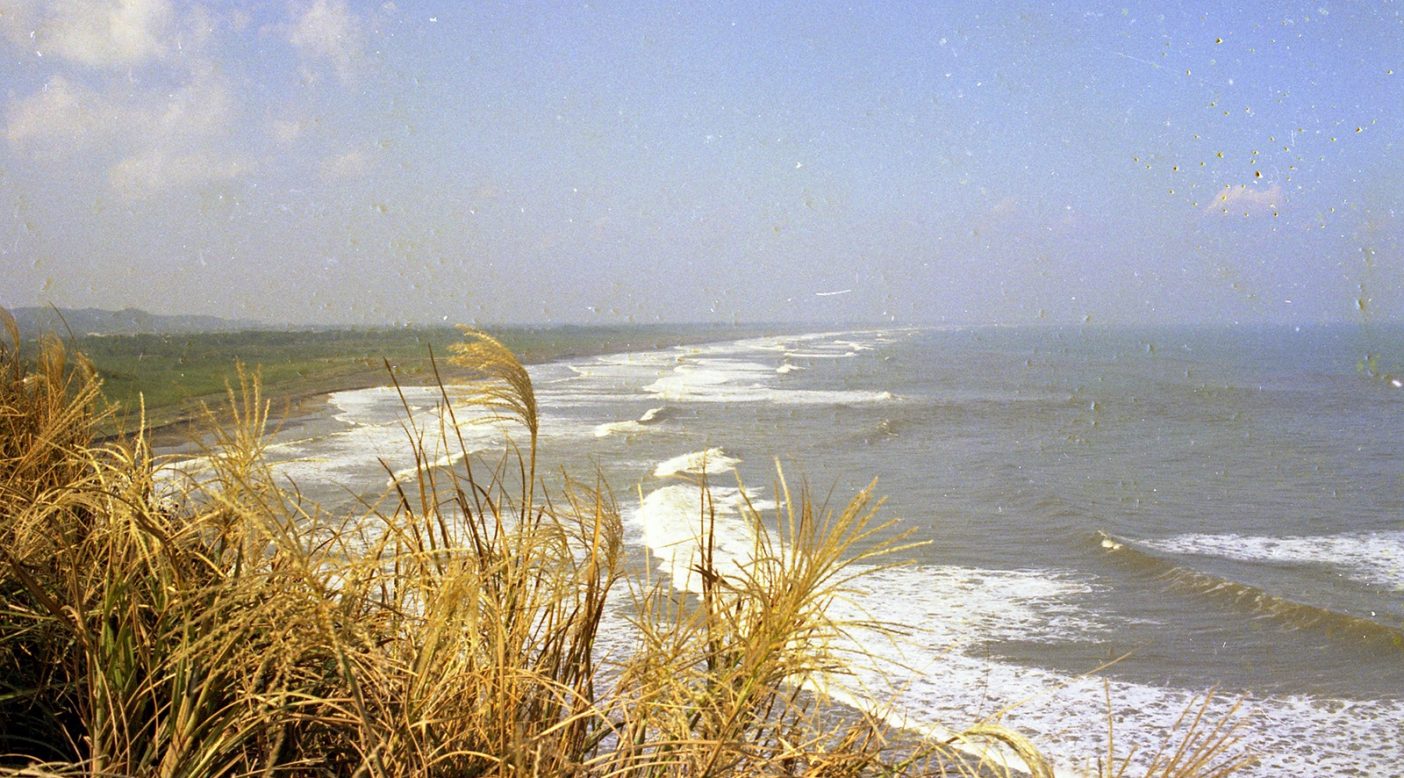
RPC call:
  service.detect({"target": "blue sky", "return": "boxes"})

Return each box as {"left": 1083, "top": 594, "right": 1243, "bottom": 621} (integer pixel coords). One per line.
{"left": 1, "top": 1, "right": 1400, "bottom": 325}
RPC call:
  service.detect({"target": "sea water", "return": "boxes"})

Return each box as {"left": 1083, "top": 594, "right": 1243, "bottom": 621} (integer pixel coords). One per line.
{"left": 167, "top": 325, "right": 1404, "bottom": 776}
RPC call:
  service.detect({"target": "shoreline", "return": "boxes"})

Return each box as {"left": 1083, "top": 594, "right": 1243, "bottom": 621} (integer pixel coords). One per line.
{"left": 124, "top": 325, "right": 793, "bottom": 450}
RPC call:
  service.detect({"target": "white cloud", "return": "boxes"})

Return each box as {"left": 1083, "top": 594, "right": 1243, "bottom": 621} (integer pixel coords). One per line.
{"left": 156, "top": 67, "right": 235, "bottom": 136}
{"left": 108, "top": 69, "right": 250, "bottom": 194}
{"left": 6, "top": 65, "right": 251, "bottom": 195}
{"left": 288, "top": 0, "right": 364, "bottom": 82}
{"left": 2, "top": 1, "right": 373, "bottom": 198}
{"left": 5, "top": 74, "right": 123, "bottom": 151}
{"left": 109, "top": 148, "right": 249, "bottom": 195}
{"left": 1, "top": 0, "right": 174, "bottom": 67}
{"left": 1204, "top": 183, "right": 1283, "bottom": 216}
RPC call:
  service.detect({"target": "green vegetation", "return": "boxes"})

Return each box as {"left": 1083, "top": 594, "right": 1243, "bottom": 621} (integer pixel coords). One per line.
{"left": 0, "top": 310, "right": 1253, "bottom": 776}
{"left": 25, "top": 324, "right": 771, "bottom": 435}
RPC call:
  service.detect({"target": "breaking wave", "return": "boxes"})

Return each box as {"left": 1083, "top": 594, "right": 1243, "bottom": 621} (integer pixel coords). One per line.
{"left": 1095, "top": 532, "right": 1404, "bottom": 650}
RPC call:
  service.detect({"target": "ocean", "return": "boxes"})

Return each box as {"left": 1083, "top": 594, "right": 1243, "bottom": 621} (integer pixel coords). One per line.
{"left": 167, "top": 325, "right": 1404, "bottom": 776}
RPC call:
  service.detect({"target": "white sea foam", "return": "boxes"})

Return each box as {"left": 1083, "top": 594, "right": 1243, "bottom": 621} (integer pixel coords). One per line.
{"left": 266, "top": 423, "right": 439, "bottom": 487}
{"left": 536, "top": 329, "right": 905, "bottom": 409}
{"left": 622, "top": 331, "right": 902, "bottom": 406}
{"left": 165, "top": 341, "right": 694, "bottom": 495}
{"left": 594, "top": 420, "right": 646, "bottom": 437}
{"left": 647, "top": 383, "right": 895, "bottom": 405}
{"left": 330, "top": 383, "right": 465, "bottom": 421}
{"left": 328, "top": 386, "right": 401, "bottom": 424}
{"left": 628, "top": 484, "right": 765, "bottom": 593}
{"left": 763, "top": 582, "right": 1404, "bottom": 778}
{"left": 783, "top": 349, "right": 858, "bottom": 359}
{"left": 594, "top": 350, "right": 686, "bottom": 368}
{"left": 246, "top": 384, "right": 546, "bottom": 489}
{"left": 540, "top": 352, "right": 700, "bottom": 408}
{"left": 1142, "top": 530, "right": 1404, "bottom": 591}
{"left": 643, "top": 360, "right": 893, "bottom": 405}
{"left": 821, "top": 562, "right": 1404, "bottom": 777}
{"left": 557, "top": 352, "right": 678, "bottom": 384}
{"left": 593, "top": 406, "right": 671, "bottom": 437}
{"left": 837, "top": 564, "right": 1103, "bottom": 650}
{"left": 782, "top": 389, "right": 894, "bottom": 404}
{"left": 652, "top": 448, "right": 740, "bottom": 478}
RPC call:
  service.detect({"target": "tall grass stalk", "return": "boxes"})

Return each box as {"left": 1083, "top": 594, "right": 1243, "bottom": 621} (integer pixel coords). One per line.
{"left": 0, "top": 313, "right": 1252, "bottom": 776}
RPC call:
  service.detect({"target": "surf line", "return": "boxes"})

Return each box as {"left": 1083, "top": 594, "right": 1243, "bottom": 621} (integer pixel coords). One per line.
{"left": 1095, "top": 531, "right": 1404, "bottom": 649}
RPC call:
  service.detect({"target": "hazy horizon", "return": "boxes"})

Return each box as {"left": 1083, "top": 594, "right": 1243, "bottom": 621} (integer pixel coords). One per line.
{"left": 16, "top": 303, "right": 1404, "bottom": 335}
{"left": 2, "top": 2, "right": 1401, "bottom": 328}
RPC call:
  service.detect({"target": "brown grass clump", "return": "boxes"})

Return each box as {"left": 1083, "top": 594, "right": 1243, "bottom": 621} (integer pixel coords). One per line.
{"left": 0, "top": 312, "right": 1253, "bottom": 776}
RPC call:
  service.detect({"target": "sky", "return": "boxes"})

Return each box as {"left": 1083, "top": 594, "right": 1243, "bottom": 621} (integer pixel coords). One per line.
{"left": 0, "top": 0, "right": 1401, "bottom": 326}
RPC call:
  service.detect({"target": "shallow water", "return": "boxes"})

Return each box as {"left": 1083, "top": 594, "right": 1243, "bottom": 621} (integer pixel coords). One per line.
{"left": 164, "top": 325, "right": 1404, "bottom": 776}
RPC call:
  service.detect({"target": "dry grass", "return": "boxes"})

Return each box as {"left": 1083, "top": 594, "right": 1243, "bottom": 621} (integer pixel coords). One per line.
{"left": 0, "top": 312, "right": 1253, "bottom": 777}
{"left": 1100, "top": 684, "right": 1257, "bottom": 778}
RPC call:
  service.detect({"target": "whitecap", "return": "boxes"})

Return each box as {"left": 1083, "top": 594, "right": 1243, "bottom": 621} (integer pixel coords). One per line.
{"left": 783, "top": 350, "right": 858, "bottom": 359}
{"left": 653, "top": 448, "right": 740, "bottom": 478}
{"left": 593, "top": 406, "right": 671, "bottom": 438}
{"left": 638, "top": 406, "right": 668, "bottom": 423}
{"left": 594, "top": 420, "right": 639, "bottom": 437}
{"left": 1142, "top": 531, "right": 1404, "bottom": 591}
